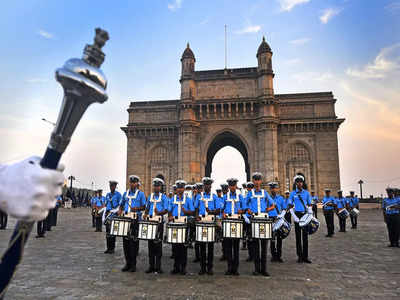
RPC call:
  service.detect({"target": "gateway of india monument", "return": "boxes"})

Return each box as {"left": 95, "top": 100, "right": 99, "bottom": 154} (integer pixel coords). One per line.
{"left": 121, "top": 37, "right": 345, "bottom": 196}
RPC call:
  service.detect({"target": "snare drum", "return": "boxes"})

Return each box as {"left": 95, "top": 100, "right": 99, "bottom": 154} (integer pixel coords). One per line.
{"left": 222, "top": 218, "right": 244, "bottom": 239}
{"left": 138, "top": 220, "right": 160, "bottom": 241}
{"left": 109, "top": 217, "right": 132, "bottom": 237}
{"left": 272, "top": 218, "right": 291, "bottom": 239}
{"left": 251, "top": 218, "right": 273, "bottom": 239}
{"left": 299, "top": 213, "right": 320, "bottom": 235}
{"left": 195, "top": 222, "right": 216, "bottom": 242}
{"left": 338, "top": 208, "right": 349, "bottom": 219}
{"left": 350, "top": 208, "right": 359, "bottom": 217}
{"left": 166, "top": 222, "right": 187, "bottom": 244}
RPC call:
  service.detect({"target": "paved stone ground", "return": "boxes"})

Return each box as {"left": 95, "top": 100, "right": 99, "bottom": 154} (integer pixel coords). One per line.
{"left": 1, "top": 208, "right": 399, "bottom": 300}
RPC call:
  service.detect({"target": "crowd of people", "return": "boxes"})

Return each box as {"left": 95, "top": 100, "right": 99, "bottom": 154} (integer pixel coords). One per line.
{"left": 88, "top": 172, "right": 400, "bottom": 277}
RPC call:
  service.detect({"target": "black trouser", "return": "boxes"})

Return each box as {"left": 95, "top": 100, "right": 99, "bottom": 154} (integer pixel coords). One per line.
{"left": 221, "top": 239, "right": 228, "bottom": 258}
{"left": 294, "top": 212, "right": 308, "bottom": 260}
{"left": 224, "top": 238, "right": 240, "bottom": 273}
{"left": 148, "top": 225, "right": 163, "bottom": 271}
{"left": 105, "top": 223, "right": 116, "bottom": 251}
{"left": 95, "top": 216, "right": 102, "bottom": 232}
{"left": 252, "top": 239, "right": 268, "bottom": 273}
{"left": 46, "top": 209, "right": 53, "bottom": 231}
{"left": 244, "top": 223, "right": 253, "bottom": 259}
{"left": 312, "top": 204, "right": 318, "bottom": 218}
{"left": 199, "top": 242, "right": 214, "bottom": 272}
{"left": 284, "top": 211, "right": 291, "bottom": 224}
{"left": 338, "top": 215, "right": 347, "bottom": 232}
{"left": 350, "top": 214, "right": 358, "bottom": 228}
{"left": 172, "top": 244, "right": 187, "bottom": 272}
{"left": 386, "top": 214, "right": 400, "bottom": 246}
{"left": 324, "top": 210, "right": 335, "bottom": 235}
{"left": 37, "top": 219, "right": 47, "bottom": 236}
{"left": 52, "top": 207, "right": 58, "bottom": 226}
{"left": 92, "top": 214, "right": 96, "bottom": 227}
{"left": 0, "top": 210, "right": 7, "bottom": 229}
{"left": 270, "top": 235, "right": 282, "bottom": 259}
{"left": 123, "top": 238, "right": 139, "bottom": 268}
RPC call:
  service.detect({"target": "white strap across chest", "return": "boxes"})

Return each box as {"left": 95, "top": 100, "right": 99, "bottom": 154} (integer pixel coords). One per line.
{"left": 227, "top": 191, "right": 240, "bottom": 215}
{"left": 173, "top": 194, "right": 187, "bottom": 218}
{"left": 252, "top": 189, "right": 265, "bottom": 214}
{"left": 200, "top": 192, "right": 214, "bottom": 216}
{"left": 126, "top": 189, "right": 139, "bottom": 213}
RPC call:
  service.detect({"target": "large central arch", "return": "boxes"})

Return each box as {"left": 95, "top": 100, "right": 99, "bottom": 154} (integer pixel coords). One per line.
{"left": 204, "top": 131, "right": 250, "bottom": 181}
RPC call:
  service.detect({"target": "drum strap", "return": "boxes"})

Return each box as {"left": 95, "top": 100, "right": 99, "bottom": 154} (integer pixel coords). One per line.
{"left": 125, "top": 189, "right": 139, "bottom": 213}
{"left": 297, "top": 191, "right": 307, "bottom": 213}
{"left": 227, "top": 191, "right": 240, "bottom": 215}
{"left": 252, "top": 189, "right": 265, "bottom": 214}
{"left": 173, "top": 194, "right": 186, "bottom": 218}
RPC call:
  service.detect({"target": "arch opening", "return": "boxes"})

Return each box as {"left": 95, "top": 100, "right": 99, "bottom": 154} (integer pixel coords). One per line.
{"left": 205, "top": 131, "right": 250, "bottom": 182}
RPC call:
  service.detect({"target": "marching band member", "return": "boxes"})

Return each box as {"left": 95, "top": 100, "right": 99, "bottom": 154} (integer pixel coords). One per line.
{"left": 288, "top": 174, "right": 313, "bottom": 263}
{"left": 284, "top": 190, "right": 291, "bottom": 224}
{"left": 169, "top": 184, "right": 177, "bottom": 259}
{"left": 36, "top": 212, "right": 47, "bottom": 238}
{"left": 382, "top": 187, "right": 400, "bottom": 247}
{"left": 0, "top": 209, "right": 7, "bottom": 230}
{"left": 311, "top": 191, "right": 319, "bottom": 218}
{"left": 94, "top": 189, "right": 105, "bottom": 232}
{"left": 246, "top": 173, "right": 274, "bottom": 276}
{"left": 192, "top": 183, "right": 203, "bottom": 262}
{"left": 219, "top": 183, "right": 229, "bottom": 261}
{"left": 269, "top": 182, "right": 286, "bottom": 263}
{"left": 90, "top": 191, "right": 97, "bottom": 228}
{"left": 119, "top": 175, "right": 146, "bottom": 272}
{"left": 52, "top": 195, "right": 62, "bottom": 226}
{"left": 168, "top": 180, "right": 194, "bottom": 275}
{"left": 194, "top": 177, "right": 220, "bottom": 275}
{"left": 222, "top": 178, "right": 246, "bottom": 276}
{"left": 143, "top": 178, "right": 169, "bottom": 274}
{"left": 336, "top": 190, "right": 349, "bottom": 232}
{"left": 104, "top": 180, "right": 122, "bottom": 254}
{"left": 349, "top": 191, "right": 359, "bottom": 229}
{"left": 244, "top": 182, "right": 255, "bottom": 261}
{"left": 322, "top": 189, "right": 336, "bottom": 237}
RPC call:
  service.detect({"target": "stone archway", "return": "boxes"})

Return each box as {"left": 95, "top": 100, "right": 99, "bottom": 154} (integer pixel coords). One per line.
{"left": 204, "top": 131, "right": 250, "bottom": 181}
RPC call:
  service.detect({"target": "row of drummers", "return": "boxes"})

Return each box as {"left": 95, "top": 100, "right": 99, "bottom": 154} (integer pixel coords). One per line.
{"left": 91, "top": 173, "right": 319, "bottom": 276}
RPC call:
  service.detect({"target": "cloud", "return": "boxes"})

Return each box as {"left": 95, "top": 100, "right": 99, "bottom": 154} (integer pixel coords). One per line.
{"left": 385, "top": 1, "right": 400, "bottom": 13}
{"left": 346, "top": 43, "right": 400, "bottom": 79}
{"left": 25, "top": 78, "right": 49, "bottom": 84}
{"left": 284, "top": 58, "right": 301, "bottom": 65}
{"left": 320, "top": 8, "right": 342, "bottom": 24}
{"left": 292, "top": 71, "right": 333, "bottom": 82}
{"left": 37, "top": 29, "right": 54, "bottom": 39}
{"left": 167, "top": 0, "right": 183, "bottom": 11}
{"left": 234, "top": 25, "right": 261, "bottom": 34}
{"left": 200, "top": 18, "right": 209, "bottom": 25}
{"left": 289, "top": 37, "right": 311, "bottom": 45}
{"left": 278, "top": 0, "right": 310, "bottom": 12}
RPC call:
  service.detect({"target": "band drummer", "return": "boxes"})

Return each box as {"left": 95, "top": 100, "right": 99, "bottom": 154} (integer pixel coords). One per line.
{"left": 143, "top": 178, "right": 169, "bottom": 274}
{"left": 269, "top": 182, "right": 287, "bottom": 263}
{"left": 119, "top": 175, "right": 146, "bottom": 272}
{"left": 90, "top": 191, "right": 98, "bottom": 228}
{"left": 322, "top": 189, "right": 336, "bottom": 237}
{"left": 94, "top": 189, "right": 105, "bottom": 232}
{"left": 311, "top": 191, "right": 319, "bottom": 218}
{"left": 219, "top": 183, "right": 229, "bottom": 262}
{"left": 382, "top": 187, "right": 400, "bottom": 247}
{"left": 349, "top": 191, "right": 359, "bottom": 229}
{"left": 288, "top": 174, "right": 313, "bottom": 264}
{"left": 244, "top": 181, "right": 255, "bottom": 262}
{"left": 221, "top": 178, "right": 246, "bottom": 276}
{"left": 168, "top": 180, "right": 194, "bottom": 275}
{"left": 104, "top": 180, "right": 122, "bottom": 254}
{"left": 284, "top": 190, "right": 291, "bottom": 224}
{"left": 245, "top": 173, "right": 275, "bottom": 276}
{"left": 192, "top": 183, "right": 203, "bottom": 262}
{"left": 336, "top": 190, "right": 349, "bottom": 233}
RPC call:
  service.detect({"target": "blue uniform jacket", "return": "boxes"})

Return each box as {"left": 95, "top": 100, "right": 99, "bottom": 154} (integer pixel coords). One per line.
{"left": 120, "top": 189, "right": 146, "bottom": 218}
{"left": 289, "top": 188, "right": 311, "bottom": 212}
{"left": 322, "top": 196, "right": 336, "bottom": 210}
{"left": 245, "top": 189, "right": 274, "bottom": 215}
{"left": 105, "top": 191, "right": 122, "bottom": 211}
{"left": 195, "top": 192, "right": 220, "bottom": 216}
{"left": 382, "top": 197, "right": 400, "bottom": 215}
{"left": 169, "top": 194, "right": 194, "bottom": 217}
{"left": 222, "top": 191, "right": 245, "bottom": 215}
{"left": 146, "top": 193, "right": 169, "bottom": 217}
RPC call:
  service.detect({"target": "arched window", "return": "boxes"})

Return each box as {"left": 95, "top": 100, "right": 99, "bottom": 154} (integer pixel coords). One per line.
{"left": 151, "top": 146, "right": 168, "bottom": 162}
{"left": 286, "top": 143, "right": 310, "bottom": 162}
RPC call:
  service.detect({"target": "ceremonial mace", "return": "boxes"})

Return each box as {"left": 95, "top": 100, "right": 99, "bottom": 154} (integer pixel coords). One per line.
{"left": 0, "top": 28, "right": 109, "bottom": 297}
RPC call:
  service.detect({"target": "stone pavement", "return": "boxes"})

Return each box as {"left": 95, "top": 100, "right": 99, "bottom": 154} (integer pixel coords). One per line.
{"left": 1, "top": 208, "right": 399, "bottom": 300}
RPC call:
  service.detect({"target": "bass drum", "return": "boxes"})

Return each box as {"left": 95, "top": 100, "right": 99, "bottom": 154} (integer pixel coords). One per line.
{"left": 272, "top": 218, "right": 291, "bottom": 239}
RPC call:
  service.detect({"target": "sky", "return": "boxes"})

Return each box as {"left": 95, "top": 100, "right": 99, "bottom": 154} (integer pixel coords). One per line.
{"left": 0, "top": 0, "right": 399, "bottom": 197}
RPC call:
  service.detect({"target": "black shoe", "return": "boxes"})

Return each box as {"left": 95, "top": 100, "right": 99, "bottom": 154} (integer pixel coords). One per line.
{"left": 232, "top": 271, "right": 240, "bottom": 276}
{"left": 188, "top": 243, "right": 193, "bottom": 249}
{"left": 277, "top": 258, "right": 284, "bottom": 263}
{"left": 104, "top": 249, "right": 111, "bottom": 254}
{"left": 261, "top": 271, "right": 270, "bottom": 277}
{"left": 156, "top": 269, "right": 164, "bottom": 274}
{"left": 220, "top": 256, "right": 226, "bottom": 261}
{"left": 207, "top": 270, "right": 214, "bottom": 275}
{"left": 35, "top": 235, "right": 44, "bottom": 238}
{"left": 303, "top": 259, "right": 312, "bottom": 264}
{"left": 225, "top": 270, "right": 232, "bottom": 275}
{"left": 198, "top": 270, "right": 206, "bottom": 275}
{"left": 270, "top": 257, "right": 277, "bottom": 262}
{"left": 193, "top": 258, "right": 200, "bottom": 263}
{"left": 145, "top": 268, "right": 154, "bottom": 273}
{"left": 180, "top": 269, "right": 187, "bottom": 275}
{"left": 325, "top": 234, "right": 331, "bottom": 237}
{"left": 245, "top": 257, "right": 253, "bottom": 262}
{"left": 252, "top": 271, "right": 260, "bottom": 276}
{"left": 121, "top": 265, "right": 131, "bottom": 272}
{"left": 129, "top": 266, "right": 136, "bottom": 272}
{"left": 170, "top": 269, "right": 179, "bottom": 274}
{"left": 388, "top": 244, "right": 395, "bottom": 247}
{"left": 108, "top": 250, "right": 115, "bottom": 254}
{"left": 297, "top": 258, "right": 303, "bottom": 263}
{"left": 170, "top": 255, "right": 174, "bottom": 259}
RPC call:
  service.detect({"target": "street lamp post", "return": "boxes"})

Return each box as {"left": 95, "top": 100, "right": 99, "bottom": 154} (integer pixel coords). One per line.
{"left": 358, "top": 179, "right": 364, "bottom": 200}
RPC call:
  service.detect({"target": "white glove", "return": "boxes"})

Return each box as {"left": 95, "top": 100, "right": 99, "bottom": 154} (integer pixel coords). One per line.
{"left": 290, "top": 208, "right": 299, "bottom": 223}
{"left": 0, "top": 156, "right": 65, "bottom": 222}
{"left": 278, "top": 210, "right": 286, "bottom": 219}
{"left": 307, "top": 206, "right": 313, "bottom": 214}
{"left": 243, "top": 214, "right": 250, "bottom": 224}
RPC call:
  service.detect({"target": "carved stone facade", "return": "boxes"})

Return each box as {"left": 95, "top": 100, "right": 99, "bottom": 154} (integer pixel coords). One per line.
{"left": 121, "top": 38, "right": 345, "bottom": 197}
